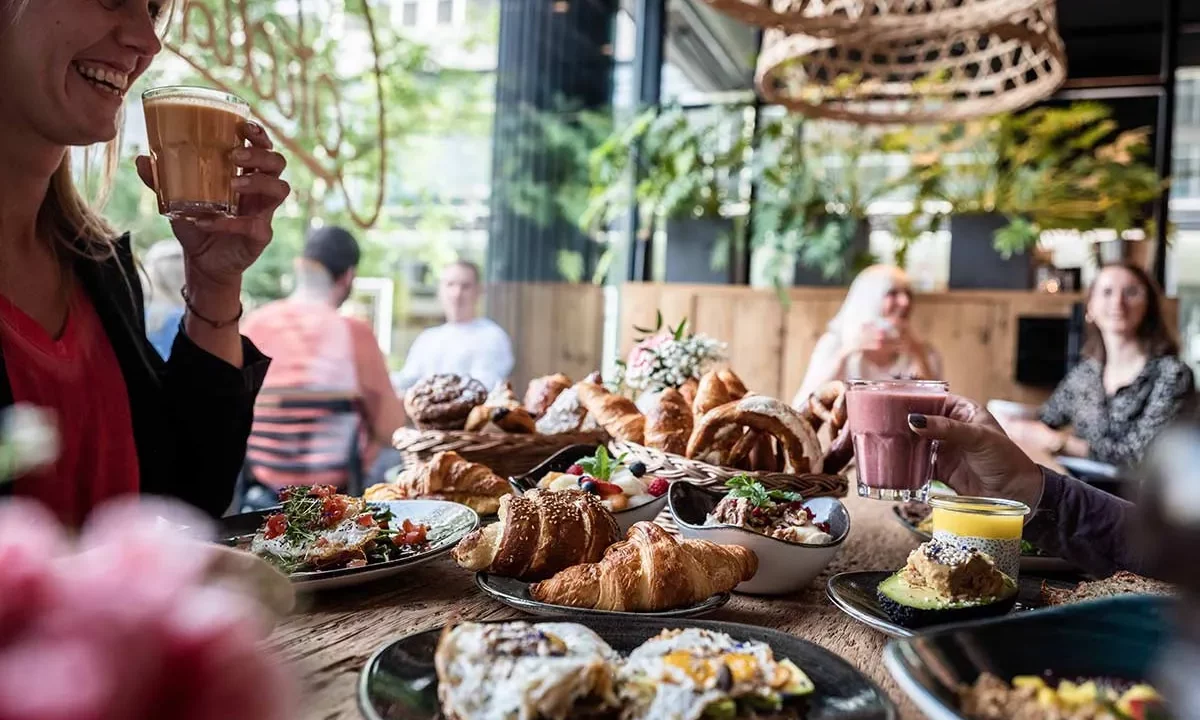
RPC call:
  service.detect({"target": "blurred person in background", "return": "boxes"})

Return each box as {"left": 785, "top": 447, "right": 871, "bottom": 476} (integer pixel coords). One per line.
{"left": 142, "top": 238, "right": 186, "bottom": 359}
{"left": 793, "top": 265, "right": 943, "bottom": 404}
{"left": 395, "top": 259, "right": 514, "bottom": 391}
{"left": 1005, "top": 263, "right": 1195, "bottom": 468}
{"left": 241, "top": 226, "right": 405, "bottom": 504}
{"left": 0, "top": 0, "right": 287, "bottom": 526}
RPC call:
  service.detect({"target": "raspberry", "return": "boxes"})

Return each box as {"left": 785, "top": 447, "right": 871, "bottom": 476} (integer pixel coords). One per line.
{"left": 646, "top": 477, "right": 668, "bottom": 497}
{"left": 566, "top": 464, "right": 585, "bottom": 476}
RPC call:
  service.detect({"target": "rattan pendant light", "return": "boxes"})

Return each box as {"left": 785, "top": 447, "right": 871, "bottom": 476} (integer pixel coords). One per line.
{"left": 700, "top": 0, "right": 1044, "bottom": 40}
{"left": 755, "top": 0, "right": 1066, "bottom": 123}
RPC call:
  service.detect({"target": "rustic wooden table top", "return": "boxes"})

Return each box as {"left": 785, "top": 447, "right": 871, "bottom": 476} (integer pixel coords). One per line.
{"left": 273, "top": 490, "right": 925, "bottom": 720}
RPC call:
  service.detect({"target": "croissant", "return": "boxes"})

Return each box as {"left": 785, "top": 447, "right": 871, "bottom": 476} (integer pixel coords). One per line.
{"left": 693, "top": 371, "right": 732, "bottom": 417}
{"left": 365, "top": 451, "right": 511, "bottom": 516}
{"left": 576, "top": 381, "right": 645, "bottom": 444}
{"left": 529, "top": 522, "right": 757, "bottom": 612}
{"left": 678, "top": 377, "right": 699, "bottom": 407}
{"left": 718, "top": 368, "right": 748, "bottom": 399}
{"left": 644, "top": 388, "right": 693, "bottom": 456}
{"left": 524, "top": 373, "right": 572, "bottom": 417}
{"left": 688, "top": 397, "right": 823, "bottom": 475}
{"left": 453, "top": 489, "right": 620, "bottom": 581}
{"left": 464, "top": 404, "right": 537, "bottom": 434}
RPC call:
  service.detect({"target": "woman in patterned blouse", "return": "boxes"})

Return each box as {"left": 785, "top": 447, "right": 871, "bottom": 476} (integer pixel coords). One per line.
{"left": 1008, "top": 263, "right": 1195, "bottom": 468}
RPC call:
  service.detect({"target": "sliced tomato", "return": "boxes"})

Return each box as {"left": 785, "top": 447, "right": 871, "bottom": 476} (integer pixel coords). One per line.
{"left": 356, "top": 513, "right": 376, "bottom": 527}
{"left": 263, "top": 513, "right": 288, "bottom": 539}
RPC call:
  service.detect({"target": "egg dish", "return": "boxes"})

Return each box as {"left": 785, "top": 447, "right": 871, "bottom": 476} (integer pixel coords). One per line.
{"left": 618, "top": 628, "right": 814, "bottom": 720}
{"left": 960, "top": 673, "right": 1167, "bottom": 720}
{"left": 434, "top": 622, "right": 621, "bottom": 720}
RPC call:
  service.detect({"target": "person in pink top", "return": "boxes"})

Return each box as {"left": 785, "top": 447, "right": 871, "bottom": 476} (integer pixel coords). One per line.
{"left": 241, "top": 227, "right": 405, "bottom": 505}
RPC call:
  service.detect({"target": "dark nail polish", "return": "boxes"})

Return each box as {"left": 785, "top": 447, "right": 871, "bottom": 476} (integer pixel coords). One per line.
{"left": 908, "top": 413, "right": 927, "bottom": 428}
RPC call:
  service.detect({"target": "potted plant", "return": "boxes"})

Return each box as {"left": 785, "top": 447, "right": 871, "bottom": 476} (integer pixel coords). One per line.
{"left": 582, "top": 105, "right": 751, "bottom": 284}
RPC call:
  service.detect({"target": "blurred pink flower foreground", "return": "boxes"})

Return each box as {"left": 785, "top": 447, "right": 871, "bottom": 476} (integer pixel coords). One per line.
{"left": 0, "top": 498, "right": 294, "bottom": 720}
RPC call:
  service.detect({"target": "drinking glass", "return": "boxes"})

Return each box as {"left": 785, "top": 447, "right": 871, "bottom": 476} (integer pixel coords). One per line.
{"left": 846, "top": 379, "right": 949, "bottom": 501}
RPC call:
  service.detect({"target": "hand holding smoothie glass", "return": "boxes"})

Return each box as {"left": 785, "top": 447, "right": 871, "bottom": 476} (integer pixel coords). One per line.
{"left": 846, "top": 379, "right": 949, "bottom": 501}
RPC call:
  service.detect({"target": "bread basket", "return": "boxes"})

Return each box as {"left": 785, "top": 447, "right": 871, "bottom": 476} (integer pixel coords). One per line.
{"left": 393, "top": 428, "right": 608, "bottom": 478}
{"left": 609, "top": 440, "right": 849, "bottom": 499}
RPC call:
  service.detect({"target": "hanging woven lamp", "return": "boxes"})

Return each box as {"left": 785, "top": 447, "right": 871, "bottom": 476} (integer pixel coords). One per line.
{"left": 755, "top": 0, "right": 1066, "bottom": 124}
{"left": 700, "top": 0, "right": 1044, "bottom": 40}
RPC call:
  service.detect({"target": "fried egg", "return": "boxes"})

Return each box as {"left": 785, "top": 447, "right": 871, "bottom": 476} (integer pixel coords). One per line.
{"left": 618, "top": 629, "right": 813, "bottom": 720}
{"left": 435, "top": 622, "right": 620, "bottom": 720}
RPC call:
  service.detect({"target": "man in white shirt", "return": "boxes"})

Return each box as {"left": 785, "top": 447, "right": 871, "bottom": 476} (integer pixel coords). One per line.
{"left": 395, "top": 260, "right": 515, "bottom": 390}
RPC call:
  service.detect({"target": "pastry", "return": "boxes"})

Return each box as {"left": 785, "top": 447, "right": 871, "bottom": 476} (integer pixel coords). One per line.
{"left": 524, "top": 373, "right": 573, "bottom": 417}
{"left": 677, "top": 376, "right": 699, "bottom": 406}
{"left": 464, "top": 404, "right": 537, "bottom": 434}
{"left": 435, "top": 622, "right": 620, "bottom": 720}
{"left": 1040, "top": 571, "right": 1174, "bottom": 607}
{"left": 718, "top": 368, "right": 748, "bottom": 399}
{"left": 452, "top": 489, "right": 620, "bottom": 581}
{"left": 687, "top": 396, "right": 823, "bottom": 474}
{"left": 487, "top": 381, "right": 521, "bottom": 409}
{"left": 529, "top": 522, "right": 757, "bottom": 612}
{"left": 405, "top": 374, "right": 488, "bottom": 431}
{"left": 822, "top": 425, "right": 854, "bottom": 474}
{"left": 692, "top": 371, "right": 731, "bottom": 417}
{"left": 364, "top": 451, "right": 510, "bottom": 516}
{"left": 536, "top": 386, "right": 587, "bottom": 435}
{"left": 797, "top": 380, "right": 848, "bottom": 433}
{"left": 643, "top": 388, "right": 692, "bottom": 456}
{"left": 576, "top": 381, "right": 645, "bottom": 445}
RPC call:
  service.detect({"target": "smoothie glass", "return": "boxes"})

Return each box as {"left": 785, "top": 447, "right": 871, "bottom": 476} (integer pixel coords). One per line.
{"left": 929, "top": 495, "right": 1030, "bottom": 580}
{"left": 846, "top": 379, "right": 948, "bottom": 501}
{"left": 142, "top": 86, "right": 249, "bottom": 219}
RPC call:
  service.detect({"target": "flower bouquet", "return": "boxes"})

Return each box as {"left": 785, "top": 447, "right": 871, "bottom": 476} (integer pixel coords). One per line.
{"left": 614, "top": 313, "right": 726, "bottom": 394}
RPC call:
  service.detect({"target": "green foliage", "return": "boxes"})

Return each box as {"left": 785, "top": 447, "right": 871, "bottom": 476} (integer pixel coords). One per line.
{"left": 725, "top": 475, "right": 803, "bottom": 508}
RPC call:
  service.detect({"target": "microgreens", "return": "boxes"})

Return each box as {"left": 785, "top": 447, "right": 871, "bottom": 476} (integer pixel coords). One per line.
{"left": 725, "top": 475, "right": 803, "bottom": 509}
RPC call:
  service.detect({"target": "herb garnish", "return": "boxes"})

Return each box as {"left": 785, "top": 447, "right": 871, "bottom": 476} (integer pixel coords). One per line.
{"left": 726, "top": 475, "right": 803, "bottom": 508}
{"left": 577, "top": 446, "right": 627, "bottom": 481}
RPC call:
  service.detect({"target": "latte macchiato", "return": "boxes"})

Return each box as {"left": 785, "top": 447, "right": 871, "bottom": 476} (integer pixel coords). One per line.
{"left": 142, "top": 87, "right": 249, "bottom": 219}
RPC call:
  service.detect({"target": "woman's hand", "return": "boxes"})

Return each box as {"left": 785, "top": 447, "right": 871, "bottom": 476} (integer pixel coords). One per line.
{"left": 909, "top": 394, "right": 1045, "bottom": 510}
{"left": 136, "top": 121, "right": 289, "bottom": 296}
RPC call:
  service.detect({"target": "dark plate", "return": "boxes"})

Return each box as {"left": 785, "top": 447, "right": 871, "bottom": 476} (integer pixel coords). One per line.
{"left": 509, "top": 443, "right": 601, "bottom": 493}
{"left": 884, "top": 595, "right": 1173, "bottom": 720}
{"left": 826, "top": 571, "right": 1077, "bottom": 639}
{"left": 476, "top": 572, "right": 730, "bottom": 618}
{"left": 217, "top": 500, "right": 478, "bottom": 591}
{"left": 358, "top": 616, "right": 898, "bottom": 720}
{"left": 889, "top": 505, "right": 1076, "bottom": 573}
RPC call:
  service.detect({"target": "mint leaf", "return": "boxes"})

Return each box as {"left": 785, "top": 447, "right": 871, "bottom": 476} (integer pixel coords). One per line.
{"left": 578, "top": 446, "right": 617, "bottom": 481}
{"left": 726, "top": 475, "right": 772, "bottom": 508}
{"left": 768, "top": 489, "right": 803, "bottom": 503}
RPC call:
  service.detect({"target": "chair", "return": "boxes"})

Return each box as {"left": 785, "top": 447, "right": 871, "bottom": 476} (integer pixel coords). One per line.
{"left": 232, "top": 389, "right": 365, "bottom": 514}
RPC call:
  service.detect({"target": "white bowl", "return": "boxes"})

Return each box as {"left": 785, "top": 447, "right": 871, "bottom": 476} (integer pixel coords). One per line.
{"left": 668, "top": 483, "right": 850, "bottom": 596}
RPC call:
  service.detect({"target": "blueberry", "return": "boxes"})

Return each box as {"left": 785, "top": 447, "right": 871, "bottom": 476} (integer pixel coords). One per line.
{"left": 581, "top": 480, "right": 599, "bottom": 495}
{"left": 628, "top": 461, "right": 647, "bottom": 477}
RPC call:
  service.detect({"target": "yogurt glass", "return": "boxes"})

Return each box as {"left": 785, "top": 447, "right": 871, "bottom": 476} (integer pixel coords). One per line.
{"left": 929, "top": 495, "right": 1030, "bottom": 580}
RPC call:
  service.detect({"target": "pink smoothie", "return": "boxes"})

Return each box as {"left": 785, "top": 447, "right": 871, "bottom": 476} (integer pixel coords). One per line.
{"left": 846, "top": 383, "right": 947, "bottom": 497}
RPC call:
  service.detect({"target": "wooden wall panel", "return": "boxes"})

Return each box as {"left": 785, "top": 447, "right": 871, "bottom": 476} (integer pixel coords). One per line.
{"left": 694, "top": 293, "right": 787, "bottom": 398}
{"left": 781, "top": 298, "right": 842, "bottom": 403}
{"left": 487, "top": 283, "right": 605, "bottom": 392}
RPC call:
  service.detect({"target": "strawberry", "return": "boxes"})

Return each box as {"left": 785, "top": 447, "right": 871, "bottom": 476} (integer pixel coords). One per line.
{"left": 593, "top": 481, "right": 624, "bottom": 498}
{"left": 566, "top": 464, "right": 585, "bottom": 476}
{"left": 646, "top": 477, "right": 668, "bottom": 497}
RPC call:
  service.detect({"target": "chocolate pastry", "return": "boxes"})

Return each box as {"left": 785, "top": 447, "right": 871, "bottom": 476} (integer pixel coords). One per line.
{"left": 404, "top": 374, "right": 488, "bottom": 431}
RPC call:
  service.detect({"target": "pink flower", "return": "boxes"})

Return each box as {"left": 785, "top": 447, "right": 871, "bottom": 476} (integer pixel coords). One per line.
{"left": 626, "top": 332, "right": 669, "bottom": 373}
{"left": 0, "top": 499, "right": 295, "bottom": 720}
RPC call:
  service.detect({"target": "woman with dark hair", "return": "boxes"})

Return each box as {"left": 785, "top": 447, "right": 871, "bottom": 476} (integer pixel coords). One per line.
{"left": 1008, "top": 262, "right": 1195, "bottom": 467}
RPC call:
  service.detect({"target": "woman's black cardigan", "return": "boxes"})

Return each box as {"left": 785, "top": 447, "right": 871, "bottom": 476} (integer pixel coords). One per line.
{"left": 0, "top": 234, "right": 270, "bottom": 517}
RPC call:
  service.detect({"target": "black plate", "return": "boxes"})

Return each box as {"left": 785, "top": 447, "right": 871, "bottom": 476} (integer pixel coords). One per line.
{"left": 476, "top": 572, "right": 730, "bottom": 618}
{"left": 358, "top": 616, "right": 898, "bottom": 720}
{"left": 509, "top": 443, "right": 601, "bottom": 493}
{"left": 884, "top": 595, "right": 1173, "bottom": 720}
{"left": 826, "top": 571, "right": 1076, "bottom": 638}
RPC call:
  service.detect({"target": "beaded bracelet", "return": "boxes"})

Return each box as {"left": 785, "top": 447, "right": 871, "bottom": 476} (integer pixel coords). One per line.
{"left": 181, "top": 286, "right": 244, "bottom": 329}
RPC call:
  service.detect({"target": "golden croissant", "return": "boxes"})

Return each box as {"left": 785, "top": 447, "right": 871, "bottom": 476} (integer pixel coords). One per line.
{"left": 364, "top": 451, "right": 510, "bottom": 516}
{"left": 575, "top": 380, "right": 645, "bottom": 444}
{"left": 529, "top": 522, "right": 757, "bottom": 612}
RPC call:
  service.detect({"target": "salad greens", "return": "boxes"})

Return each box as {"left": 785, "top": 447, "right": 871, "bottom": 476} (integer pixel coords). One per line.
{"left": 726, "top": 475, "right": 803, "bottom": 508}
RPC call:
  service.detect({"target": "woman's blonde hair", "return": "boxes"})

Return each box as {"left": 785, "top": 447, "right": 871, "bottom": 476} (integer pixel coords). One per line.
{"left": 826, "top": 264, "right": 912, "bottom": 349}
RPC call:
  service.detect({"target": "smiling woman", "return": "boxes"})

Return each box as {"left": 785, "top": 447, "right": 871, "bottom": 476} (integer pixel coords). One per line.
{"left": 0, "top": 0, "right": 290, "bottom": 527}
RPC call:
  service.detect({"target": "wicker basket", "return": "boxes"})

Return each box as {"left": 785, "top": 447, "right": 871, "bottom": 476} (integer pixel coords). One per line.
{"left": 700, "top": 0, "right": 1042, "bottom": 41}
{"left": 755, "top": 0, "right": 1065, "bottom": 124}
{"left": 610, "top": 441, "right": 849, "bottom": 498}
{"left": 393, "top": 428, "right": 608, "bottom": 478}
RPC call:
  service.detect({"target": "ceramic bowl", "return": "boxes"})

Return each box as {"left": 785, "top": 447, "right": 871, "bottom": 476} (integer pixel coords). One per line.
{"left": 511, "top": 444, "right": 669, "bottom": 534}
{"left": 668, "top": 482, "right": 850, "bottom": 595}
{"left": 885, "top": 595, "right": 1173, "bottom": 720}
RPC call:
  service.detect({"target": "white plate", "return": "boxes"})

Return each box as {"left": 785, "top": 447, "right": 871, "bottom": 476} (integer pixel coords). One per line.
{"left": 219, "top": 500, "right": 478, "bottom": 592}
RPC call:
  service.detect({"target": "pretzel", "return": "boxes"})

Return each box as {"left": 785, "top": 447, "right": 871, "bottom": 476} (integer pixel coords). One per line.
{"left": 687, "top": 397, "right": 822, "bottom": 475}
{"left": 797, "top": 380, "right": 848, "bottom": 433}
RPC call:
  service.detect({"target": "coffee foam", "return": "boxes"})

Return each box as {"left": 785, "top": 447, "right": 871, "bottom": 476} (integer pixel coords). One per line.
{"left": 143, "top": 95, "right": 247, "bottom": 115}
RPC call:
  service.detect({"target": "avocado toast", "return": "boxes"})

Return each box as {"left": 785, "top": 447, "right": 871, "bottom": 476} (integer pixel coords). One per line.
{"left": 877, "top": 538, "right": 1017, "bottom": 629}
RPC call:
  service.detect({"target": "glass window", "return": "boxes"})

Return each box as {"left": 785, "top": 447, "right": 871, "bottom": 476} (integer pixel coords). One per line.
{"left": 401, "top": 1, "right": 418, "bottom": 26}
{"left": 437, "top": 0, "right": 454, "bottom": 24}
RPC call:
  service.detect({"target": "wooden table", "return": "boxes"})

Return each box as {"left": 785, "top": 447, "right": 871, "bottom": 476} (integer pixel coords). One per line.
{"left": 273, "top": 491, "right": 926, "bottom": 720}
